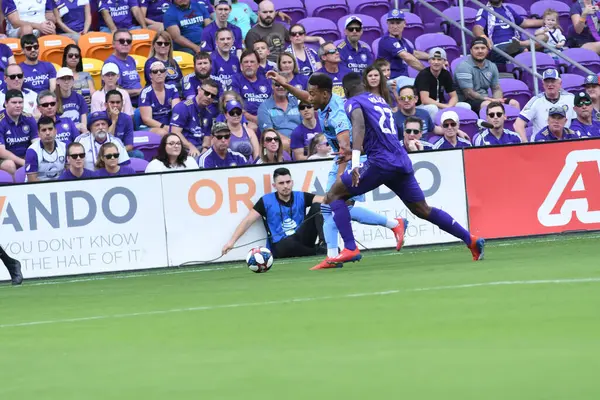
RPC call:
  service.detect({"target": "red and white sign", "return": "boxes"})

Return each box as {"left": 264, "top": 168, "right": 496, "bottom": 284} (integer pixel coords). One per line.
{"left": 464, "top": 139, "right": 600, "bottom": 238}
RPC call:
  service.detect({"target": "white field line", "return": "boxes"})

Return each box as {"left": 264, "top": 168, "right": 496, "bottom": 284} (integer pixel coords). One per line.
{"left": 1, "top": 277, "right": 599, "bottom": 329}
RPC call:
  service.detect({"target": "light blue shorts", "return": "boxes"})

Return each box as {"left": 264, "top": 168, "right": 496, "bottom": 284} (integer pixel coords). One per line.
{"left": 327, "top": 155, "right": 367, "bottom": 202}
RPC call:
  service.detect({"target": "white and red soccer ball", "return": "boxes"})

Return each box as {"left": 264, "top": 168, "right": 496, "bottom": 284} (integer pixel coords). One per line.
{"left": 246, "top": 247, "right": 274, "bottom": 273}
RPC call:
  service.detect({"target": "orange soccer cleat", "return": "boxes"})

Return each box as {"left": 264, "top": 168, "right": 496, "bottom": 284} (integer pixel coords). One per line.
{"left": 326, "top": 247, "right": 362, "bottom": 265}
{"left": 468, "top": 235, "right": 486, "bottom": 261}
{"left": 391, "top": 218, "right": 409, "bottom": 251}
{"left": 310, "top": 258, "right": 343, "bottom": 270}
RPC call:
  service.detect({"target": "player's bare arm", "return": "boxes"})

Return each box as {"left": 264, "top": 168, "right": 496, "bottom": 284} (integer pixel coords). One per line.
{"left": 349, "top": 108, "right": 366, "bottom": 187}
{"left": 266, "top": 71, "right": 310, "bottom": 103}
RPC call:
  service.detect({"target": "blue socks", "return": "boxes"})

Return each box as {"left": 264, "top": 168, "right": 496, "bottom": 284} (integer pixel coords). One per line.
{"left": 321, "top": 203, "right": 339, "bottom": 252}
{"left": 330, "top": 199, "right": 356, "bottom": 251}
{"left": 350, "top": 206, "right": 388, "bottom": 226}
{"left": 427, "top": 207, "right": 472, "bottom": 246}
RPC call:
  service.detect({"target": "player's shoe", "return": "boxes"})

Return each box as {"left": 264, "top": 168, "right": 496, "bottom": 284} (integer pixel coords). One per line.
{"left": 310, "top": 258, "right": 343, "bottom": 270}
{"left": 6, "top": 259, "right": 23, "bottom": 285}
{"left": 326, "top": 247, "right": 362, "bottom": 264}
{"left": 468, "top": 236, "right": 485, "bottom": 261}
{"left": 391, "top": 218, "right": 409, "bottom": 251}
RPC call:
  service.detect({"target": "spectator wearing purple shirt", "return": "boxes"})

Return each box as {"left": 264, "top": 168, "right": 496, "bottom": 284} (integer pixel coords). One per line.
{"left": 104, "top": 30, "right": 143, "bottom": 105}
{"left": 569, "top": 1, "right": 600, "bottom": 54}
{"left": 183, "top": 51, "right": 218, "bottom": 100}
{"left": 201, "top": 0, "right": 243, "bottom": 59}
{"left": 569, "top": 92, "right": 600, "bottom": 138}
{"left": 231, "top": 49, "right": 272, "bottom": 125}
{"left": 337, "top": 16, "right": 373, "bottom": 75}
{"left": 56, "top": 68, "right": 88, "bottom": 132}
{"left": 0, "top": 90, "right": 39, "bottom": 175}
{"left": 224, "top": 100, "right": 259, "bottom": 160}
{"left": 3, "top": 0, "right": 56, "bottom": 38}
{"left": 531, "top": 107, "right": 582, "bottom": 142}
{"left": 52, "top": 0, "right": 91, "bottom": 42}
{"left": 170, "top": 78, "right": 219, "bottom": 158}
{"left": 140, "top": 61, "right": 181, "bottom": 136}
{"left": 255, "top": 129, "right": 291, "bottom": 164}
{"left": 19, "top": 35, "right": 56, "bottom": 93}
{"left": 37, "top": 90, "right": 80, "bottom": 144}
{"left": 198, "top": 122, "right": 247, "bottom": 168}
{"left": 0, "top": 44, "right": 16, "bottom": 86}
{"left": 98, "top": 0, "right": 147, "bottom": 32}
{"left": 144, "top": 31, "right": 184, "bottom": 90}
{"left": 286, "top": 24, "right": 322, "bottom": 76}
{"left": 432, "top": 111, "right": 473, "bottom": 149}
{"left": 254, "top": 40, "right": 277, "bottom": 74}
{"left": 105, "top": 90, "right": 143, "bottom": 159}
{"left": 211, "top": 28, "right": 241, "bottom": 93}
{"left": 94, "top": 142, "right": 136, "bottom": 177}
{"left": 278, "top": 53, "right": 308, "bottom": 94}
{"left": 59, "top": 142, "right": 96, "bottom": 180}
{"left": 315, "top": 42, "right": 353, "bottom": 100}
{"left": 472, "top": 101, "right": 522, "bottom": 146}
{"left": 378, "top": 10, "right": 427, "bottom": 79}
{"left": 290, "top": 101, "right": 321, "bottom": 160}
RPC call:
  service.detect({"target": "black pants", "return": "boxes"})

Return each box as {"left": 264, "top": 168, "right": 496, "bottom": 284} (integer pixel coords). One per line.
{"left": 271, "top": 203, "right": 324, "bottom": 258}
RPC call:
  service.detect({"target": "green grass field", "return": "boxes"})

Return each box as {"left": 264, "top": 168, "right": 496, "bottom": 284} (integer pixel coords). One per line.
{"left": 1, "top": 233, "right": 600, "bottom": 399}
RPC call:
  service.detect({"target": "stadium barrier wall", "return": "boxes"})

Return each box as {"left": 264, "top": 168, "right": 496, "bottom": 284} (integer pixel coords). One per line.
{"left": 0, "top": 150, "right": 468, "bottom": 281}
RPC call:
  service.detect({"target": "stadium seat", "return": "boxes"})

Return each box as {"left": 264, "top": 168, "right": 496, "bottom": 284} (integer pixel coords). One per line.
{"left": 297, "top": 17, "right": 340, "bottom": 42}
{"left": 129, "top": 157, "right": 149, "bottom": 173}
{"left": 498, "top": 78, "right": 532, "bottom": 109}
{"left": 52, "top": 62, "right": 61, "bottom": 72}
{"left": 173, "top": 51, "right": 194, "bottom": 77}
{"left": 415, "top": 33, "right": 461, "bottom": 62}
{"left": 346, "top": 0, "right": 391, "bottom": 20}
{"left": 82, "top": 57, "right": 104, "bottom": 91}
{"left": 450, "top": 55, "right": 468, "bottom": 75}
{"left": 372, "top": 37, "right": 381, "bottom": 58}
{"left": 337, "top": 14, "right": 382, "bottom": 46}
{"left": 503, "top": 2, "right": 528, "bottom": 18}
{"left": 440, "top": 6, "right": 478, "bottom": 45}
{"left": 306, "top": 0, "right": 350, "bottom": 23}
{"left": 479, "top": 104, "right": 520, "bottom": 131}
{"left": 529, "top": 0, "right": 571, "bottom": 33}
{"left": 512, "top": 52, "right": 557, "bottom": 89}
{"left": 39, "top": 35, "right": 75, "bottom": 65}
{"left": 0, "top": 38, "right": 24, "bottom": 63}
{"left": 0, "top": 170, "right": 14, "bottom": 184}
{"left": 558, "top": 48, "right": 600, "bottom": 77}
{"left": 14, "top": 167, "right": 25, "bottom": 183}
{"left": 278, "top": 0, "right": 307, "bottom": 24}
{"left": 133, "top": 131, "right": 162, "bottom": 161}
{"left": 131, "top": 29, "right": 156, "bottom": 57}
{"left": 434, "top": 106, "right": 479, "bottom": 137}
{"left": 561, "top": 73, "right": 585, "bottom": 95}
{"left": 129, "top": 54, "right": 148, "bottom": 87}
{"left": 79, "top": 32, "right": 113, "bottom": 60}
{"left": 414, "top": 0, "right": 451, "bottom": 28}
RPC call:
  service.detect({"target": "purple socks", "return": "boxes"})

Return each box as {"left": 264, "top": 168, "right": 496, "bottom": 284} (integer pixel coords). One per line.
{"left": 330, "top": 199, "right": 357, "bottom": 251}
{"left": 427, "top": 207, "right": 472, "bottom": 246}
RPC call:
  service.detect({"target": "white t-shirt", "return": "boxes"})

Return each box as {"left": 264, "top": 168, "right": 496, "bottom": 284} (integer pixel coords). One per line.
{"left": 0, "top": 88, "right": 38, "bottom": 115}
{"left": 145, "top": 156, "right": 199, "bottom": 173}
{"left": 24, "top": 140, "right": 66, "bottom": 182}
{"left": 74, "top": 133, "right": 130, "bottom": 170}
{"left": 518, "top": 91, "right": 575, "bottom": 134}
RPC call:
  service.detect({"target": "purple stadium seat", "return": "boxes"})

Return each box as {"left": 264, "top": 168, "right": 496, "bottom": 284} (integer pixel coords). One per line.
{"left": 440, "top": 6, "right": 478, "bottom": 45}
{"left": 558, "top": 48, "right": 600, "bottom": 77}
{"left": 337, "top": 14, "right": 382, "bottom": 46}
{"left": 14, "top": 167, "right": 25, "bottom": 183}
{"left": 306, "top": 0, "right": 349, "bottom": 23}
{"left": 479, "top": 104, "right": 521, "bottom": 131}
{"left": 415, "top": 33, "right": 461, "bottom": 62}
{"left": 129, "top": 158, "right": 150, "bottom": 173}
{"left": 133, "top": 130, "right": 162, "bottom": 162}
{"left": 434, "top": 106, "right": 480, "bottom": 137}
{"left": 238, "top": 0, "right": 258, "bottom": 13}
{"left": 503, "top": 3, "right": 528, "bottom": 18}
{"left": 450, "top": 55, "right": 468, "bottom": 75}
{"left": 0, "top": 170, "right": 13, "bottom": 184}
{"left": 346, "top": 0, "right": 391, "bottom": 20}
{"left": 278, "top": 0, "right": 307, "bottom": 25}
{"left": 372, "top": 37, "right": 381, "bottom": 58}
{"left": 499, "top": 78, "right": 532, "bottom": 109}
{"left": 561, "top": 73, "right": 586, "bottom": 95}
{"left": 414, "top": 0, "right": 451, "bottom": 28}
{"left": 512, "top": 52, "right": 557, "bottom": 89}
{"left": 297, "top": 17, "right": 340, "bottom": 42}
{"left": 530, "top": 1, "right": 571, "bottom": 33}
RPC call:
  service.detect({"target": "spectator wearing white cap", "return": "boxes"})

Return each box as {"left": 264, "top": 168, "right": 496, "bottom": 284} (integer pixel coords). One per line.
{"left": 139, "top": 60, "right": 180, "bottom": 136}
{"left": 570, "top": 92, "right": 600, "bottom": 138}
{"left": 337, "top": 16, "right": 373, "bottom": 75}
{"left": 583, "top": 74, "right": 600, "bottom": 120}
{"left": 514, "top": 68, "right": 575, "bottom": 142}
{"left": 432, "top": 111, "right": 473, "bottom": 149}
{"left": 0, "top": 64, "right": 38, "bottom": 115}
{"left": 530, "top": 107, "right": 581, "bottom": 142}
{"left": 55, "top": 67, "right": 88, "bottom": 133}
{"left": 91, "top": 63, "right": 134, "bottom": 116}
{"left": 414, "top": 47, "right": 471, "bottom": 120}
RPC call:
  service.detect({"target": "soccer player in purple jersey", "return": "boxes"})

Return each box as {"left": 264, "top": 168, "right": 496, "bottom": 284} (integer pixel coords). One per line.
{"left": 323, "top": 73, "right": 485, "bottom": 265}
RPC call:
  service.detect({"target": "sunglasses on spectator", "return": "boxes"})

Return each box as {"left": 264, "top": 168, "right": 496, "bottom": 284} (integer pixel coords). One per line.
{"left": 213, "top": 134, "right": 231, "bottom": 140}
{"left": 166, "top": 141, "right": 182, "bottom": 146}
{"left": 405, "top": 129, "right": 421, "bottom": 134}
{"left": 264, "top": 136, "right": 280, "bottom": 142}
{"left": 578, "top": 100, "right": 592, "bottom": 106}
{"left": 318, "top": 141, "right": 330, "bottom": 146}
{"left": 443, "top": 122, "right": 457, "bottom": 128}
{"left": 203, "top": 89, "right": 217, "bottom": 98}
{"left": 399, "top": 95, "right": 415, "bottom": 101}
{"left": 299, "top": 104, "right": 313, "bottom": 110}
{"left": 67, "top": 53, "right": 80, "bottom": 59}
{"left": 273, "top": 82, "right": 282, "bottom": 88}
{"left": 117, "top": 38, "right": 133, "bottom": 45}
{"left": 103, "top": 153, "right": 120, "bottom": 159}
{"left": 7, "top": 73, "right": 23, "bottom": 80}
{"left": 228, "top": 109, "right": 242, "bottom": 116}
{"left": 151, "top": 69, "right": 167, "bottom": 74}
{"left": 39, "top": 101, "right": 57, "bottom": 108}
{"left": 487, "top": 112, "right": 504, "bottom": 118}
{"left": 155, "top": 41, "right": 170, "bottom": 47}
{"left": 325, "top": 48, "right": 339, "bottom": 55}
{"left": 69, "top": 153, "right": 86, "bottom": 159}
{"left": 347, "top": 26, "right": 362, "bottom": 32}
{"left": 290, "top": 31, "right": 305, "bottom": 36}
{"left": 24, "top": 44, "right": 39, "bottom": 51}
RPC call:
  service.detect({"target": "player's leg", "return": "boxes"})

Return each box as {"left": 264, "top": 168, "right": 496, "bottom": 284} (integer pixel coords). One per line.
{"left": 0, "top": 245, "right": 23, "bottom": 285}
{"left": 320, "top": 164, "right": 344, "bottom": 258}
{"left": 349, "top": 205, "right": 408, "bottom": 251}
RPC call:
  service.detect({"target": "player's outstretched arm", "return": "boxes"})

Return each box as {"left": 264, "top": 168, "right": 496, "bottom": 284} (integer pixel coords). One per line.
{"left": 266, "top": 71, "right": 311, "bottom": 103}
{"left": 222, "top": 209, "right": 262, "bottom": 255}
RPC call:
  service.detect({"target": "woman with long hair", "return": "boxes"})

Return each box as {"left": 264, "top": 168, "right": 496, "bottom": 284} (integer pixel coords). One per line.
{"left": 363, "top": 65, "right": 393, "bottom": 107}
{"left": 285, "top": 24, "right": 321, "bottom": 76}
{"left": 55, "top": 67, "right": 88, "bottom": 132}
{"left": 277, "top": 52, "right": 308, "bottom": 90}
{"left": 59, "top": 142, "right": 96, "bottom": 180}
{"left": 144, "top": 31, "right": 183, "bottom": 89}
{"left": 62, "top": 44, "right": 95, "bottom": 105}
{"left": 216, "top": 90, "right": 249, "bottom": 125}
{"left": 95, "top": 142, "right": 136, "bottom": 176}
{"left": 145, "top": 133, "right": 199, "bottom": 172}
{"left": 255, "top": 129, "right": 291, "bottom": 164}
{"left": 307, "top": 133, "right": 332, "bottom": 160}
{"left": 90, "top": 63, "right": 134, "bottom": 115}
{"left": 224, "top": 100, "right": 259, "bottom": 160}
{"left": 139, "top": 60, "right": 180, "bottom": 136}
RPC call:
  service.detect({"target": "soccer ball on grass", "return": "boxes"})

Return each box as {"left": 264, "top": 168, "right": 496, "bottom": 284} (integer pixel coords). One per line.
{"left": 246, "top": 247, "right": 274, "bottom": 273}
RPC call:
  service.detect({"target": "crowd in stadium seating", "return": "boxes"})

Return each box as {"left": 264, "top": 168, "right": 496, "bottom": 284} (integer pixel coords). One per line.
{"left": 0, "top": 0, "right": 599, "bottom": 184}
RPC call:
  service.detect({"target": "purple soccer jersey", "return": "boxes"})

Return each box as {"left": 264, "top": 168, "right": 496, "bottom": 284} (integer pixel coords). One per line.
{"left": 95, "top": 166, "right": 136, "bottom": 176}
{"left": 0, "top": 111, "right": 39, "bottom": 158}
{"left": 20, "top": 61, "right": 56, "bottom": 92}
{"left": 432, "top": 136, "right": 473, "bottom": 149}
{"left": 139, "top": 84, "right": 179, "bottom": 126}
{"left": 316, "top": 66, "right": 352, "bottom": 99}
{"left": 61, "top": 91, "right": 88, "bottom": 124}
{"left": 201, "top": 22, "right": 243, "bottom": 55}
{"left": 59, "top": 0, "right": 87, "bottom": 32}
{"left": 211, "top": 51, "right": 240, "bottom": 92}
{"left": 98, "top": 0, "right": 139, "bottom": 29}
{"left": 59, "top": 168, "right": 96, "bottom": 180}
{"left": 569, "top": 119, "right": 600, "bottom": 138}
{"left": 231, "top": 73, "right": 272, "bottom": 115}
{"left": 139, "top": 0, "right": 169, "bottom": 22}
{"left": 472, "top": 129, "right": 522, "bottom": 146}
{"left": 290, "top": 121, "right": 321, "bottom": 154}
{"left": 105, "top": 55, "right": 142, "bottom": 90}
{"left": 474, "top": 5, "right": 524, "bottom": 45}
{"left": 170, "top": 97, "right": 211, "bottom": 147}
{"left": 55, "top": 116, "right": 80, "bottom": 144}
{"left": 198, "top": 147, "right": 247, "bottom": 168}
{"left": 378, "top": 34, "right": 414, "bottom": 79}
{"left": 143, "top": 57, "right": 183, "bottom": 87}
{"left": 531, "top": 126, "right": 582, "bottom": 142}
{"left": 113, "top": 112, "right": 135, "bottom": 147}
{"left": 289, "top": 73, "right": 308, "bottom": 91}
{"left": 337, "top": 39, "right": 373, "bottom": 75}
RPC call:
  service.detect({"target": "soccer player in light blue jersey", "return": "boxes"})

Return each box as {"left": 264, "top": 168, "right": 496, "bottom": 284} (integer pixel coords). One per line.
{"left": 267, "top": 70, "right": 408, "bottom": 270}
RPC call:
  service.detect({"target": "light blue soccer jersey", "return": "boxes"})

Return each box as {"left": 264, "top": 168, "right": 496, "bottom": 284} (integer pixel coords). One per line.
{"left": 317, "top": 94, "right": 352, "bottom": 153}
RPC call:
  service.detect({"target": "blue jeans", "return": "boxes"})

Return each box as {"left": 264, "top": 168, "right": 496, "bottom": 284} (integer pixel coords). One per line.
{"left": 128, "top": 149, "right": 145, "bottom": 159}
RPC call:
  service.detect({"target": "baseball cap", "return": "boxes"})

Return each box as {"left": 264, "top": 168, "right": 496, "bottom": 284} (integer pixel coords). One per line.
{"left": 56, "top": 67, "right": 74, "bottom": 79}
{"left": 211, "top": 122, "right": 230, "bottom": 135}
{"left": 548, "top": 106, "right": 566, "bottom": 118}
{"left": 345, "top": 16, "right": 363, "bottom": 28}
{"left": 584, "top": 74, "right": 599, "bottom": 85}
{"left": 101, "top": 63, "right": 119, "bottom": 76}
{"left": 428, "top": 47, "right": 447, "bottom": 60}
{"left": 5, "top": 89, "right": 23, "bottom": 102}
{"left": 542, "top": 69, "right": 560, "bottom": 80}
{"left": 574, "top": 91, "right": 592, "bottom": 107}
{"left": 387, "top": 9, "right": 405, "bottom": 20}
{"left": 225, "top": 100, "right": 242, "bottom": 113}
{"left": 87, "top": 111, "right": 112, "bottom": 130}
{"left": 470, "top": 37, "right": 488, "bottom": 48}
{"left": 441, "top": 110, "right": 459, "bottom": 124}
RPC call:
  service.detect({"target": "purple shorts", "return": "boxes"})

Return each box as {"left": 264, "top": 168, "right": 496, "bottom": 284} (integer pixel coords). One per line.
{"left": 340, "top": 159, "right": 425, "bottom": 204}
